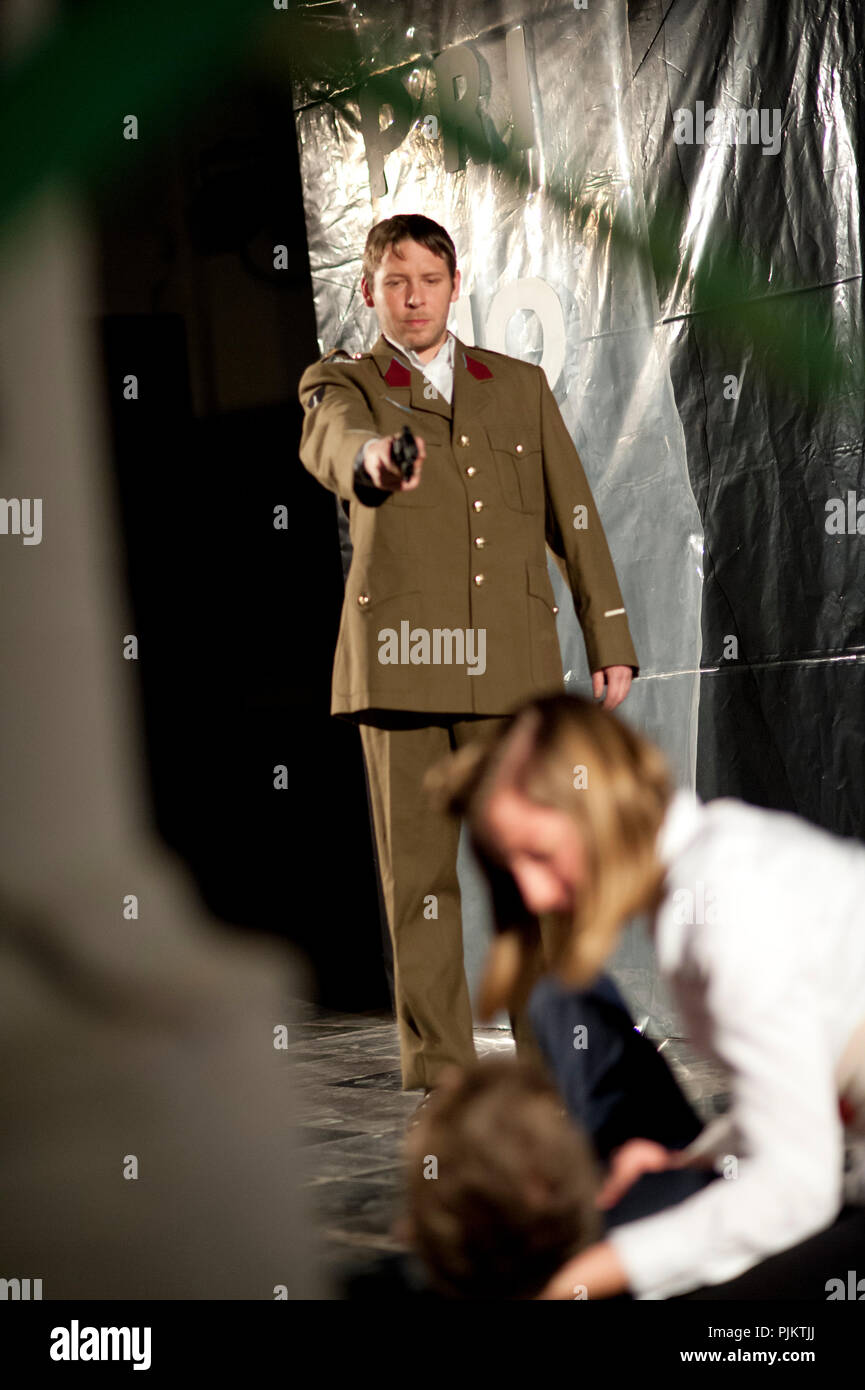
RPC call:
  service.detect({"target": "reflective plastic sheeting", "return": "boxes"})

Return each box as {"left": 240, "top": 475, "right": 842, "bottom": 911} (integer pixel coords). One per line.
{"left": 293, "top": 0, "right": 701, "bottom": 1033}
{"left": 292, "top": 0, "right": 865, "bottom": 1034}
{"left": 630, "top": 0, "right": 865, "bottom": 835}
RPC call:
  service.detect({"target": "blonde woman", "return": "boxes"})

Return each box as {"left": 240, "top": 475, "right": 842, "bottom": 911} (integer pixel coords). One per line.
{"left": 427, "top": 692, "right": 865, "bottom": 1300}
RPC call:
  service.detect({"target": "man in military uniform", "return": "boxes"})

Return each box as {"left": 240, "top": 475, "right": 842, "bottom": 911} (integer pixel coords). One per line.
{"left": 299, "top": 214, "right": 638, "bottom": 1094}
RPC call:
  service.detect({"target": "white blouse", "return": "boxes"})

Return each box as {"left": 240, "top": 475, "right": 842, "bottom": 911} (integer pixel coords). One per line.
{"left": 607, "top": 790, "right": 865, "bottom": 1300}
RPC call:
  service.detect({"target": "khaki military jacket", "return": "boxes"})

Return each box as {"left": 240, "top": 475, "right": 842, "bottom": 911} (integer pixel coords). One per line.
{"left": 298, "top": 333, "right": 638, "bottom": 718}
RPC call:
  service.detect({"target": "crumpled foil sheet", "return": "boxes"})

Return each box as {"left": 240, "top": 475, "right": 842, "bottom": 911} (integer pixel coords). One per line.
{"left": 292, "top": 0, "right": 864, "bottom": 1033}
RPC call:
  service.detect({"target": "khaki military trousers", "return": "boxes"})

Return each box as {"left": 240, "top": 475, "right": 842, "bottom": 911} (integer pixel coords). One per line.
{"left": 358, "top": 713, "right": 551, "bottom": 1091}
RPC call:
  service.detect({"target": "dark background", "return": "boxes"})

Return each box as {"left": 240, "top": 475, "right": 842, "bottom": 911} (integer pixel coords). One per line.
{"left": 93, "top": 83, "right": 390, "bottom": 1010}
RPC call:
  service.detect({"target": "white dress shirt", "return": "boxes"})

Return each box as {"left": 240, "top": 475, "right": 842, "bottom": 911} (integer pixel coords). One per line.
{"left": 608, "top": 790, "right": 865, "bottom": 1300}
{"left": 383, "top": 329, "right": 455, "bottom": 404}
{"left": 358, "top": 332, "right": 456, "bottom": 478}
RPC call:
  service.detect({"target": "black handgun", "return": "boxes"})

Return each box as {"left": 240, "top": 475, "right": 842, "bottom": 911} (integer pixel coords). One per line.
{"left": 390, "top": 424, "right": 419, "bottom": 483}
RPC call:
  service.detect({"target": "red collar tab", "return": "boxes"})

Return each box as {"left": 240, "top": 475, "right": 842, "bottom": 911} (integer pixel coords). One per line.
{"left": 384, "top": 358, "right": 412, "bottom": 387}
{"left": 465, "top": 355, "right": 493, "bottom": 380}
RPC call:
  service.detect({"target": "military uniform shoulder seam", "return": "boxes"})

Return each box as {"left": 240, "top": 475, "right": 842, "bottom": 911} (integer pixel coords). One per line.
{"left": 320, "top": 347, "right": 367, "bottom": 363}
{"left": 462, "top": 345, "right": 533, "bottom": 369}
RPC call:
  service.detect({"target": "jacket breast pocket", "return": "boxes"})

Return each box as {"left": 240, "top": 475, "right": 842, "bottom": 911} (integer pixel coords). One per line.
{"left": 486, "top": 427, "right": 544, "bottom": 514}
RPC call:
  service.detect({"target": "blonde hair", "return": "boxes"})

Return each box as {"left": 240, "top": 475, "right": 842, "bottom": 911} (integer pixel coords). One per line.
{"left": 425, "top": 694, "right": 672, "bottom": 1012}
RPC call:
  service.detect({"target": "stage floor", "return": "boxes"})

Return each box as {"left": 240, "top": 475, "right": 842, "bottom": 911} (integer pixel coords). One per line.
{"left": 286, "top": 1001, "right": 731, "bottom": 1289}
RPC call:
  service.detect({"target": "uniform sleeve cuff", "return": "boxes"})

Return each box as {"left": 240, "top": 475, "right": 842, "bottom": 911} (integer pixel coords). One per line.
{"left": 607, "top": 1217, "right": 698, "bottom": 1300}
{"left": 352, "top": 440, "right": 390, "bottom": 508}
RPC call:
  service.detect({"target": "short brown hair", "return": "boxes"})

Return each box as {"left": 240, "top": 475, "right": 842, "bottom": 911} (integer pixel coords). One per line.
{"left": 362, "top": 214, "right": 456, "bottom": 286}
{"left": 404, "top": 1058, "right": 601, "bottom": 1300}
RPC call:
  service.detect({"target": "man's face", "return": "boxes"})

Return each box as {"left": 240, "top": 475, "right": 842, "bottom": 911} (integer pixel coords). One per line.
{"left": 361, "top": 238, "right": 460, "bottom": 357}
{"left": 476, "top": 786, "right": 587, "bottom": 916}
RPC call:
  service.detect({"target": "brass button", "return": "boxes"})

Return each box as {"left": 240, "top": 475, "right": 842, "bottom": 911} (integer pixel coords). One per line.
{"left": 357, "top": 594, "right": 370, "bottom": 608}
{"left": 552, "top": 604, "right": 559, "bottom": 615}
{"left": 474, "top": 574, "right": 485, "bottom": 586}
{"left": 472, "top": 500, "right": 484, "bottom": 512}
{"left": 515, "top": 443, "right": 524, "bottom": 453}
{"left": 474, "top": 537, "right": 486, "bottom": 548}
{"left": 459, "top": 434, "right": 470, "bottom": 447}
{"left": 466, "top": 465, "right": 477, "bottom": 477}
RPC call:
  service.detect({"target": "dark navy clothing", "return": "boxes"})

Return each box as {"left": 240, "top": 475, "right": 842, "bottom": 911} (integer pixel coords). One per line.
{"left": 527, "top": 974, "right": 709, "bottom": 1167}
{"left": 344, "top": 972, "right": 865, "bottom": 1298}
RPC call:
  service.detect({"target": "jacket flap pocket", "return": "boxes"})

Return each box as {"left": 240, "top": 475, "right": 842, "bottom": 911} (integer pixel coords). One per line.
{"left": 526, "top": 562, "right": 556, "bottom": 609}
{"left": 349, "top": 583, "right": 423, "bottom": 614}
{"left": 485, "top": 426, "right": 541, "bottom": 456}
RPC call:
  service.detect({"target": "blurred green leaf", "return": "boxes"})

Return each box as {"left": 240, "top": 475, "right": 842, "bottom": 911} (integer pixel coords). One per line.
{"left": 0, "top": 2, "right": 858, "bottom": 399}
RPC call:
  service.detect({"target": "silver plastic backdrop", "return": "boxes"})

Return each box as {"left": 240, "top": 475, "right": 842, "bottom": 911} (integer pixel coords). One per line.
{"left": 293, "top": 0, "right": 704, "bottom": 1035}
{"left": 633, "top": 0, "right": 865, "bottom": 839}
